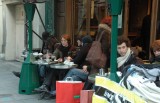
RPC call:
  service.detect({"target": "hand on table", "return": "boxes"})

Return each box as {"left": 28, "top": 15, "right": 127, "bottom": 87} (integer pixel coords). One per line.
{"left": 66, "top": 56, "right": 73, "bottom": 62}
{"left": 58, "top": 58, "right": 63, "bottom": 62}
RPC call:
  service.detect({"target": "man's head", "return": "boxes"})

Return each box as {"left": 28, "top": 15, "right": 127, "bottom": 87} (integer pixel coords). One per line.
{"left": 81, "top": 35, "right": 93, "bottom": 46}
{"left": 150, "top": 40, "right": 160, "bottom": 57}
{"left": 76, "top": 35, "right": 83, "bottom": 47}
{"left": 117, "top": 36, "right": 131, "bottom": 57}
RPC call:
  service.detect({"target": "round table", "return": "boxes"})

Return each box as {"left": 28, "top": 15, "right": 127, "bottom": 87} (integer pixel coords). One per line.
{"left": 50, "top": 63, "right": 77, "bottom": 69}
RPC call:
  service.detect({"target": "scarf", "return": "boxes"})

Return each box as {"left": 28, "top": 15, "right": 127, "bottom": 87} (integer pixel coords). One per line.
{"left": 58, "top": 44, "right": 71, "bottom": 58}
{"left": 117, "top": 48, "right": 131, "bottom": 68}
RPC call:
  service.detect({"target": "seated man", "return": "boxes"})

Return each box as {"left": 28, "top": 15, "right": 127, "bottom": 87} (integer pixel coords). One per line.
{"left": 117, "top": 35, "right": 144, "bottom": 76}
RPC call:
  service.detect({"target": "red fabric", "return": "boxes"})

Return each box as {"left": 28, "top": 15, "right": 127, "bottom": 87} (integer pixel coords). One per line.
{"left": 56, "top": 81, "right": 84, "bottom": 103}
{"left": 101, "top": 16, "right": 112, "bottom": 26}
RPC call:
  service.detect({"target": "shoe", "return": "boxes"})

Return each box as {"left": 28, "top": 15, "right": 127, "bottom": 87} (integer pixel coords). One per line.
{"left": 43, "top": 93, "right": 56, "bottom": 100}
{"left": 34, "top": 85, "right": 49, "bottom": 92}
{"left": 12, "top": 71, "right": 20, "bottom": 78}
{"left": 50, "top": 90, "right": 56, "bottom": 96}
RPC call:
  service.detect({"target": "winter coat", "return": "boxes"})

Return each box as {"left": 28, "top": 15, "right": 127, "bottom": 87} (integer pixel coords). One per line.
{"left": 53, "top": 44, "right": 75, "bottom": 59}
{"left": 73, "top": 43, "right": 92, "bottom": 68}
{"left": 88, "top": 24, "right": 111, "bottom": 74}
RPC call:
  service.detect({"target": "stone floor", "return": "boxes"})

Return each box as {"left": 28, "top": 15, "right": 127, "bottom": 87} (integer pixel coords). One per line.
{"left": 0, "top": 60, "right": 55, "bottom": 103}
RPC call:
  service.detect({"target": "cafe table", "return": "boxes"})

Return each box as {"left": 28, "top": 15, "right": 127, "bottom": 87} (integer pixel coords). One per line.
{"left": 32, "top": 59, "right": 57, "bottom": 65}
{"left": 50, "top": 62, "right": 78, "bottom": 69}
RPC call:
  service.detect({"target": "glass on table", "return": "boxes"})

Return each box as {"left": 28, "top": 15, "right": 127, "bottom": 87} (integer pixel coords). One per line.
{"left": 51, "top": 55, "right": 57, "bottom": 61}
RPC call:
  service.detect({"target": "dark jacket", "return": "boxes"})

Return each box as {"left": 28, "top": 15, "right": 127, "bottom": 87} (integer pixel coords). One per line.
{"left": 118, "top": 51, "right": 144, "bottom": 76}
{"left": 149, "top": 55, "right": 160, "bottom": 64}
{"left": 96, "top": 24, "right": 111, "bottom": 69}
{"left": 73, "top": 43, "right": 92, "bottom": 68}
{"left": 53, "top": 44, "right": 75, "bottom": 59}
{"left": 96, "top": 24, "right": 111, "bottom": 56}
{"left": 73, "top": 35, "right": 93, "bottom": 68}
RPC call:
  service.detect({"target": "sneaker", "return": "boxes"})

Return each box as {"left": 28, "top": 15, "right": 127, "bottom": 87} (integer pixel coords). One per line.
{"left": 50, "top": 90, "right": 56, "bottom": 96}
{"left": 12, "top": 71, "right": 20, "bottom": 78}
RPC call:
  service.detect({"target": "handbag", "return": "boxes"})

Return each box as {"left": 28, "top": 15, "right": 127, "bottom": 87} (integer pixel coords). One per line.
{"left": 86, "top": 31, "right": 106, "bottom": 68}
{"left": 56, "top": 81, "right": 84, "bottom": 103}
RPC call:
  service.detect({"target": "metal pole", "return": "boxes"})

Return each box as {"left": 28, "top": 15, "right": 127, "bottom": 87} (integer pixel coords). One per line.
{"left": 19, "top": 3, "right": 40, "bottom": 95}
{"left": 109, "top": 15, "right": 120, "bottom": 82}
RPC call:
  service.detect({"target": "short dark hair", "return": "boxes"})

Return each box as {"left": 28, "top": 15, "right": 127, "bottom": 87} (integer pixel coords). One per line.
{"left": 118, "top": 36, "right": 131, "bottom": 47}
{"left": 76, "top": 35, "right": 83, "bottom": 41}
{"left": 42, "top": 31, "right": 50, "bottom": 40}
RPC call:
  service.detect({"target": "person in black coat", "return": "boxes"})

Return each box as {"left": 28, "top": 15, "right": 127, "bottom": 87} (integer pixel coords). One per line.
{"left": 62, "top": 35, "right": 93, "bottom": 81}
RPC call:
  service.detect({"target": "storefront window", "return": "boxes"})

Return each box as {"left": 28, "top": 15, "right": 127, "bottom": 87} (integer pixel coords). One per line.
{"left": 76, "top": 0, "right": 107, "bottom": 37}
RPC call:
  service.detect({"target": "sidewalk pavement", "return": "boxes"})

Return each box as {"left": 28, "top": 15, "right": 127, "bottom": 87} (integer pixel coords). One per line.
{"left": 0, "top": 60, "right": 55, "bottom": 103}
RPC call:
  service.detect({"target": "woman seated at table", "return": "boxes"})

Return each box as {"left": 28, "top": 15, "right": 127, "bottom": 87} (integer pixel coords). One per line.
{"left": 34, "top": 34, "right": 75, "bottom": 98}
{"left": 47, "top": 35, "right": 93, "bottom": 96}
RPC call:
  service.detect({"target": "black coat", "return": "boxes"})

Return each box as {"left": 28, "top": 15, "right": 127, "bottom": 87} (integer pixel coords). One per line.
{"left": 73, "top": 43, "right": 92, "bottom": 68}
{"left": 119, "top": 53, "right": 144, "bottom": 76}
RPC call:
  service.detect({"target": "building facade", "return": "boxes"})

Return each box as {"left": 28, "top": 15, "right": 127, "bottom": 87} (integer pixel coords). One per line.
{"left": 0, "top": 0, "right": 45, "bottom": 61}
{"left": 0, "top": 0, "right": 160, "bottom": 60}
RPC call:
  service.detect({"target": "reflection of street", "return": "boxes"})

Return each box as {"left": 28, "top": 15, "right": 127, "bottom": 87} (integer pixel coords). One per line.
{"left": 0, "top": 60, "right": 55, "bottom": 103}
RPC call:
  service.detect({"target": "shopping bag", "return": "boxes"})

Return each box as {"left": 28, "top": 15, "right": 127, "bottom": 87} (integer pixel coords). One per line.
{"left": 80, "top": 90, "right": 94, "bottom": 103}
{"left": 56, "top": 81, "right": 84, "bottom": 103}
{"left": 92, "top": 76, "right": 146, "bottom": 103}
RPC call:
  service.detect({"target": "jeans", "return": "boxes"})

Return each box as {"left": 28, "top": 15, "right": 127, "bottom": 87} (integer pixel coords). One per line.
{"left": 38, "top": 65, "right": 46, "bottom": 78}
{"left": 63, "top": 68, "right": 88, "bottom": 81}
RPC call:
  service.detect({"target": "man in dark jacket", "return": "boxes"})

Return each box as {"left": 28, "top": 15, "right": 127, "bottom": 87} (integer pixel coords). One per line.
{"left": 117, "top": 36, "right": 143, "bottom": 76}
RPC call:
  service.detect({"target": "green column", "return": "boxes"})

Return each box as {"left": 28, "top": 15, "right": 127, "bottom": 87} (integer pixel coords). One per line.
{"left": 45, "top": 0, "right": 54, "bottom": 34}
{"left": 19, "top": 3, "right": 40, "bottom": 95}
{"left": 109, "top": 15, "right": 120, "bottom": 82}
{"left": 106, "top": 0, "right": 123, "bottom": 82}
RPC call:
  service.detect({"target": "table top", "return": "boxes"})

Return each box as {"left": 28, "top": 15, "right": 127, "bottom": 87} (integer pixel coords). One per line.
{"left": 32, "top": 59, "right": 58, "bottom": 65}
{"left": 50, "top": 63, "right": 77, "bottom": 69}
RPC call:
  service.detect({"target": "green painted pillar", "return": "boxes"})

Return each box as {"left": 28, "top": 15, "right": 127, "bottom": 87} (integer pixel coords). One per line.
{"left": 19, "top": 3, "right": 40, "bottom": 95}
{"left": 45, "top": 0, "right": 55, "bottom": 34}
{"left": 106, "top": 0, "right": 123, "bottom": 82}
{"left": 109, "top": 15, "right": 120, "bottom": 82}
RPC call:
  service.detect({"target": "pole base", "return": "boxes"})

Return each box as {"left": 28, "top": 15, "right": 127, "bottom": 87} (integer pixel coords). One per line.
{"left": 19, "top": 61, "right": 40, "bottom": 95}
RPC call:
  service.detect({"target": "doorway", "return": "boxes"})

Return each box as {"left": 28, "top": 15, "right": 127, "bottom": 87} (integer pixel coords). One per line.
{"left": 127, "top": 0, "right": 152, "bottom": 59}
